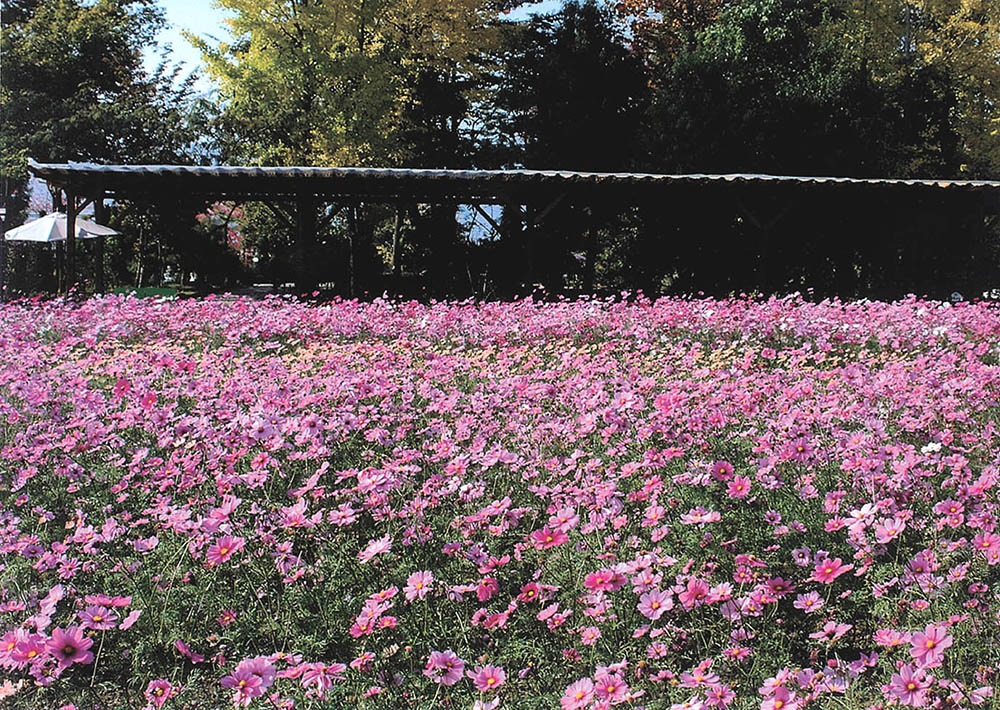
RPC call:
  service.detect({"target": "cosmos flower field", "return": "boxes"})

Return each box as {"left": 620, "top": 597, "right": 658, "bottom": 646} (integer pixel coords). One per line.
{"left": 1, "top": 295, "right": 999, "bottom": 710}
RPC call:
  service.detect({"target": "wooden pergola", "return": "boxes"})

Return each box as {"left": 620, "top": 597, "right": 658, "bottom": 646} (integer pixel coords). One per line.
{"left": 27, "top": 159, "right": 1000, "bottom": 294}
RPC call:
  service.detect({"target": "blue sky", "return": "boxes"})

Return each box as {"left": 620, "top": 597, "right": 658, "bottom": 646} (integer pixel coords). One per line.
{"left": 143, "top": 0, "right": 233, "bottom": 89}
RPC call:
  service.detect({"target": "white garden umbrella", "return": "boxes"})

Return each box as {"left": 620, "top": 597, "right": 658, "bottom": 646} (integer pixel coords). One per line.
{"left": 4, "top": 212, "right": 118, "bottom": 242}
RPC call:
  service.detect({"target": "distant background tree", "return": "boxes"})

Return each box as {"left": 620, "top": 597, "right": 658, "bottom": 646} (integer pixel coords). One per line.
{"left": 0, "top": 0, "right": 220, "bottom": 294}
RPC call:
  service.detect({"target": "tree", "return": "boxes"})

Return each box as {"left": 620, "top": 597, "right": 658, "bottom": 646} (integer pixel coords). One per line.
{"left": 1, "top": 0, "right": 211, "bottom": 294}
{"left": 491, "top": 0, "right": 649, "bottom": 171}
{"left": 480, "top": 1, "right": 649, "bottom": 293}
{"left": 613, "top": 0, "right": 726, "bottom": 69}
{"left": 191, "top": 0, "right": 516, "bottom": 167}
{"left": 827, "top": 0, "right": 1000, "bottom": 177}
{"left": 642, "top": 0, "right": 964, "bottom": 177}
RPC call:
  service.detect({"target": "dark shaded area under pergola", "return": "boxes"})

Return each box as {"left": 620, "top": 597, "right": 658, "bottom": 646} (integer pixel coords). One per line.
{"left": 26, "top": 160, "right": 1000, "bottom": 299}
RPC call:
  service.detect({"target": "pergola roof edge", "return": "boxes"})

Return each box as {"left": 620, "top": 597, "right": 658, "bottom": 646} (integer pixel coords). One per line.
{"left": 27, "top": 159, "right": 1000, "bottom": 201}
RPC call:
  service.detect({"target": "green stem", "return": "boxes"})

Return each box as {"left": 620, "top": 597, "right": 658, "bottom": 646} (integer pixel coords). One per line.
{"left": 90, "top": 629, "right": 106, "bottom": 688}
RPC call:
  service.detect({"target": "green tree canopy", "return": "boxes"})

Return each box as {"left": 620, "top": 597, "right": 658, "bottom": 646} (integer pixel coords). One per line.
{"left": 192, "top": 0, "right": 519, "bottom": 167}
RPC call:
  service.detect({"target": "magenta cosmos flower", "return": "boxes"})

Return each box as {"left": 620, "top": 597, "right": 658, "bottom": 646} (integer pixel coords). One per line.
{"left": 727, "top": 475, "right": 752, "bottom": 499}
{"left": 468, "top": 664, "right": 505, "bottom": 692}
{"left": 79, "top": 605, "right": 117, "bottom": 630}
{"left": 423, "top": 650, "right": 464, "bottom": 685}
{"left": 221, "top": 667, "right": 264, "bottom": 704}
{"left": 529, "top": 526, "right": 568, "bottom": 549}
{"left": 144, "top": 679, "right": 174, "bottom": 709}
{"left": 810, "top": 558, "right": 853, "bottom": 584}
{"left": 205, "top": 535, "right": 245, "bottom": 568}
{"left": 47, "top": 626, "right": 94, "bottom": 668}
{"left": 584, "top": 569, "right": 625, "bottom": 592}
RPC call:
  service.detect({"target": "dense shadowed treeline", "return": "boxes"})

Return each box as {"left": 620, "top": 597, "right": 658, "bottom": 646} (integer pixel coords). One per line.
{"left": 3, "top": 0, "right": 1000, "bottom": 298}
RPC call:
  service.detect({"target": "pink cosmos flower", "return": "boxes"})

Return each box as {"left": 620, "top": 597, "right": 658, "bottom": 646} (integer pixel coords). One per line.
{"left": 808, "top": 620, "right": 852, "bottom": 644}
{"left": 638, "top": 589, "right": 673, "bottom": 620}
{"left": 477, "top": 577, "right": 499, "bottom": 602}
{"left": 972, "top": 532, "right": 1000, "bottom": 562}
{"left": 11, "top": 634, "right": 46, "bottom": 668}
{"left": 221, "top": 667, "right": 264, "bottom": 706}
{"left": 404, "top": 570, "right": 433, "bottom": 601}
{"left": 678, "top": 578, "right": 709, "bottom": 609}
{"left": 873, "top": 629, "right": 909, "bottom": 647}
{"left": 761, "top": 687, "right": 798, "bottom": 710}
{"left": 888, "top": 664, "right": 930, "bottom": 706}
{"left": 48, "top": 627, "right": 94, "bottom": 668}
{"left": 517, "top": 583, "right": 541, "bottom": 602}
{"left": 120, "top": 609, "right": 143, "bottom": 630}
{"left": 144, "top": 679, "right": 174, "bottom": 709}
{"left": 217, "top": 609, "right": 237, "bottom": 626}
{"left": 529, "top": 526, "right": 569, "bottom": 549}
{"left": 300, "top": 662, "right": 344, "bottom": 700}
{"left": 584, "top": 569, "right": 625, "bottom": 592}
{"left": 712, "top": 460, "right": 735, "bottom": 480}
{"left": 593, "top": 670, "right": 628, "bottom": 703}
{"left": 792, "top": 592, "right": 824, "bottom": 613}
{"left": 358, "top": 534, "right": 392, "bottom": 563}
{"left": 562, "top": 678, "right": 595, "bottom": 710}
{"left": 174, "top": 640, "right": 205, "bottom": 663}
{"left": 468, "top": 664, "right": 505, "bottom": 692}
{"left": 810, "top": 557, "right": 853, "bottom": 584}
{"left": 704, "top": 683, "right": 736, "bottom": 707}
{"left": 874, "top": 516, "right": 906, "bottom": 545}
{"left": 424, "top": 650, "right": 465, "bottom": 686}
{"left": 206, "top": 535, "right": 245, "bottom": 568}
{"left": 765, "top": 578, "right": 794, "bottom": 597}
{"left": 579, "top": 626, "right": 602, "bottom": 645}
{"left": 79, "top": 605, "right": 118, "bottom": 630}
{"left": 910, "top": 623, "right": 953, "bottom": 668}
{"left": 680, "top": 507, "right": 721, "bottom": 526}
{"left": 727, "top": 475, "right": 752, "bottom": 499}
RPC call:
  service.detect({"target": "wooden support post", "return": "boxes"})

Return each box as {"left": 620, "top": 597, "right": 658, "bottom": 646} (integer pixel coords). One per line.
{"left": 295, "top": 193, "right": 316, "bottom": 294}
{"left": 524, "top": 203, "right": 535, "bottom": 291}
{"left": 94, "top": 199, "right": 107, "bottom": 294}
{"left": 347, "top": 203, "right": 358, "bottom": 298}
{"left": 391, "top": 205, "right": 403, "bottom": 285}
{"left": 583, "top": 207, "right": 596, "bottom": 294}
{"left": 65, "top": 190, "right": 77, "bottom": 294}
{"left": 0, "top": 206, "right": 7, "bottom": 301}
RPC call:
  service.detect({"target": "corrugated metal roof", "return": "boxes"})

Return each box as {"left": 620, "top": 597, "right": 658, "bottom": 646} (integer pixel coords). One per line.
{"left": 27, "top": 160, "right": 1000, "bottom": 197}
